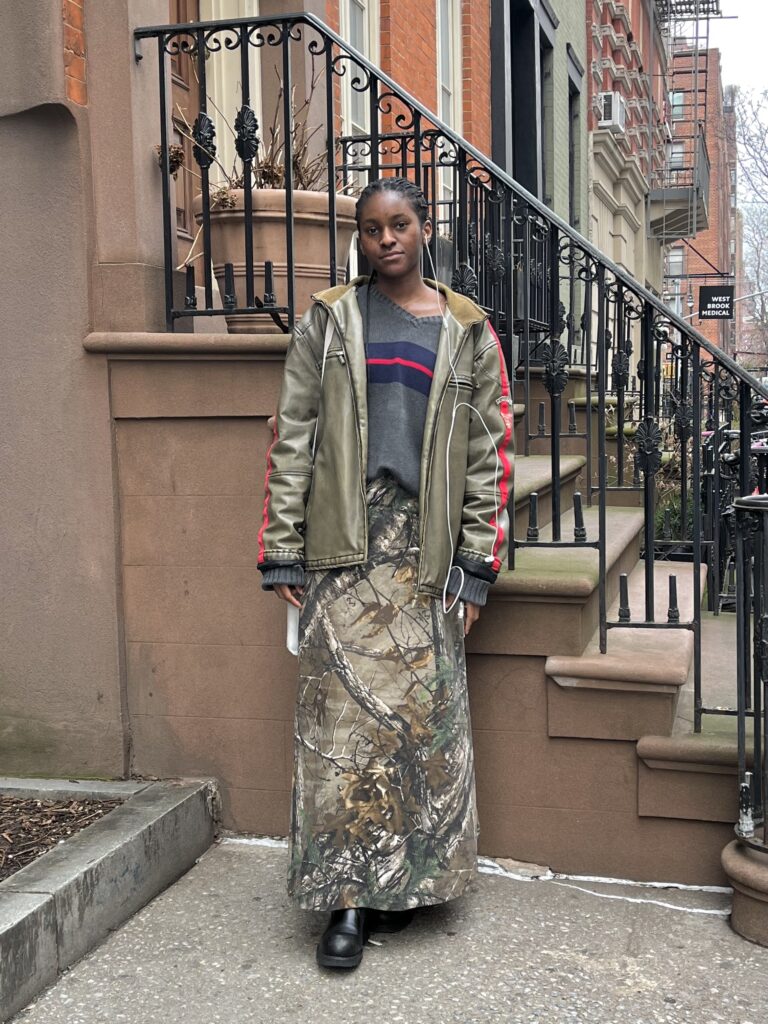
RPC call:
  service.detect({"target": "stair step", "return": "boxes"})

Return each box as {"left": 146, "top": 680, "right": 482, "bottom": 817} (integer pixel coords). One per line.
{"left": 512, "top": 454, "right": 587, "bottom": 536}
{"left": 636, "top": 733, "right": 751, "bottom": 825}
{"left": 545, "top": 559, "right": 707, "bottom": 741}
{"left": 469, "top": 505, "right": 644, "bottom": 658}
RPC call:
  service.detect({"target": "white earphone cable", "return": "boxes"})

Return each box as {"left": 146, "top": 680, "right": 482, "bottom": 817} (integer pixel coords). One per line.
{"left": 423, "top": 240, "right": 503, "bottom": 615}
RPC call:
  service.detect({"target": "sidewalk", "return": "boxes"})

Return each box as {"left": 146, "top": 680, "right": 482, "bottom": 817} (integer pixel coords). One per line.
{"left": 12, "top": 838, "right": 767, "bottom": 1024}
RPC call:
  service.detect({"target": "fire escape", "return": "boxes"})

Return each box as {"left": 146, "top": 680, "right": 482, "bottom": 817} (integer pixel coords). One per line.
{"left": 648, "top": 0, "right": 720, "bottom": 243}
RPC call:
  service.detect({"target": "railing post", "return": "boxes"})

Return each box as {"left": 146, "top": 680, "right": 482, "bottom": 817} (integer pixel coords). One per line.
{"left": 324, "top": 38, "right": 338, "bottom": 290}
{"left": 641, "top": 303, "right": 656, "bottom": 623}
{"left": 740, "top": 381, "right": 752, "bottom": 498}
{"left": 549, "top": 223, "right": 562, "bottom": 541}
{"left": 195, "top": 28, "right": 214, "bottom": 311}
{"left": 281, "top": 28, "right": 296, "bottom": 328}
{"left": 692, "top": 344, "right": 702, "bottom": 731}
{"left": 597, "top": 264, "right": 608, "bottom": 653}
{"left": 156, "top": 36, "right": 174, "bottom": 332}
{"left": 239, "top": 24, "right": 255, "bottom": 308}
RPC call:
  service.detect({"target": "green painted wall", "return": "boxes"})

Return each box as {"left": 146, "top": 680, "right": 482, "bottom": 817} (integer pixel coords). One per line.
{"left": 542, "top": 2, "right": 588, "bottom": 232}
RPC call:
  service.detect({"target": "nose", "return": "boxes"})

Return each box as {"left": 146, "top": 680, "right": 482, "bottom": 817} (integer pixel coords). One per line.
{"left": 379, "top": 226, "right": 396, "bottom": 248}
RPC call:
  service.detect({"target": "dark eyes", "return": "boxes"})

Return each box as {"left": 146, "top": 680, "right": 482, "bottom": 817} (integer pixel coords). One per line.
{"left": 365, "top": 221, "right": 409, "bottom": 235}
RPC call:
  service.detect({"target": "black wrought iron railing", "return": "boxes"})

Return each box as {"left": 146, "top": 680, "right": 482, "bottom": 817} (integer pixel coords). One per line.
{"left": 135, "top": 11, "right": 768, "bottom": 851}
{"left": 733, "top": 495, "right": 768, "bottom": 855}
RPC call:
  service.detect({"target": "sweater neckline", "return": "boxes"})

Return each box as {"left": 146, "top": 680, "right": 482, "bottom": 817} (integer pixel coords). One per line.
{"left": 368, "top": 283, "right": 445, "bottom": 325}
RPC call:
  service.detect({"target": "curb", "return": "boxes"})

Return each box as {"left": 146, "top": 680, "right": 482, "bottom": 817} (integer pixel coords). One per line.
{"left": 0, "top": 779, "right": 218, "bottom": 1021}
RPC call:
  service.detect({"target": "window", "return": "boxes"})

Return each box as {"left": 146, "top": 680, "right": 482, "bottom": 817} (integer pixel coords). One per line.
{"left": 665, "top": 278, "right": 683, "bottom": 317}
{"left": 340, "top": 0, "right": 379, "bottom": 139}
{"left": 670, "top": 90, "right": 685, "bottom": 121}
{"left": 669, "top": 141, "right": 685, "bottom": 170}
{"left": 436, "top": 0, "right": 462, "bottom": 216}
{"left": 667, "top": 248, "right": 685, "bottom": 277}
{"left": 437, "top": 0, "right": 462, "bottom": 128}
{"left": 540, "top": 37, "right": 553, "bottom": 206}
{"left": 568, "top": 82, "right": 580, "bottom": 227}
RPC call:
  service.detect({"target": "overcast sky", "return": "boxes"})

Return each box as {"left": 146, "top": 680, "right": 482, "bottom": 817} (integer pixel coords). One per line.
{"left": 708, "top": 0, "right": 767, "bottom": 94}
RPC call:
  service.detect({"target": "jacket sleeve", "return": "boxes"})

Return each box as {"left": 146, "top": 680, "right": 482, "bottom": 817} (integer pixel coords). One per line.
{"left": 453, "top": 320, "right": 514, "bottom": 584}
{"left": 257, "top": 305, "right": 325, "bottom": 570}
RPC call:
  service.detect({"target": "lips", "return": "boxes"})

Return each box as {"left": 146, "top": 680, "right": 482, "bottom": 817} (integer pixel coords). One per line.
{"left": 380, "top": 251, "right": 405, "bottom": 261}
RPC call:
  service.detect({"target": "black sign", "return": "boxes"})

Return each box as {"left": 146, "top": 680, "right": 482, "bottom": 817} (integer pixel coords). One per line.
{"left": 699, "top": 285, "right": 735, "bottom": 320}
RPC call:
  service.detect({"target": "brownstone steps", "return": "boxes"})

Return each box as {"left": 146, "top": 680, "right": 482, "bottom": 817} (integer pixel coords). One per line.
{"left": 511, "top": 453, "right": 587, "bottom": 538}
{"left": 470, "top": 555, "right": 737, "bottom": 884}
{"left": 545, "top": 558, "right": 706, "bottom": 741}
{"left": 469, "top": 504, "right": 644, "bottom": 658}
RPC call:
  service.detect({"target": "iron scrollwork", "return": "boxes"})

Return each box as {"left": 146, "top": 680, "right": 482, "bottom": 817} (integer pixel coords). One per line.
{"left": 542, "top": 342, "right": 570, "bottom": 397}
{"left": 234, "top": 105, "right": 260, "bottom": 163}
{"left": 192, "top": 112, "right": 216, "bottom": 170}
{"left": 484, "top": 233, "right": 507, "bottom": 283}
{"left": 612, "top": 350, "right": 630, "bottom": 390}
{"left": 634, "top": 420, "right": 663, "bottom": 477}
{"left": 451, "top": 264, "right": 478, "bottom": 302}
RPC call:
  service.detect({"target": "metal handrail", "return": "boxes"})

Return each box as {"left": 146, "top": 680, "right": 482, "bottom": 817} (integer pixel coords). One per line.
{"left": 134, "top": 10, "right": 766, "bottom": 398}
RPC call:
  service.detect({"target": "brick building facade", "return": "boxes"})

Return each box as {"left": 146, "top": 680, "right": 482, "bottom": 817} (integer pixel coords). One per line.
{"left": 663, "top": 48, "right": 738, "bottom": 354}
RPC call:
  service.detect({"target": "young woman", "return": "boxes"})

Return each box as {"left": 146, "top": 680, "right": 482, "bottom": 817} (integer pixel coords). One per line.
{"left": 258, "top": 177, "right": 513, "bottom": 969}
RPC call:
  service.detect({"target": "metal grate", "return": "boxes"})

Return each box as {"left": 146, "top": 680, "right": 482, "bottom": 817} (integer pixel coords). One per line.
{"left": 656, "top": 0, "right": 722, "bottom": 22}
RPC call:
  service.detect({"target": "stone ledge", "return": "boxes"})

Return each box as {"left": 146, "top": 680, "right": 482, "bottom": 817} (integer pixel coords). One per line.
{"left": 83, "top": 331, "right": 290, "bottom": 354}
{"left": 0, "top": 779, "right": 217, "bottom": 1021}
{"left": 637, "top": 734, "right": 747, "bottom": 768}
{"left": 0, "top": 778, "right": 152, "bottom": 801}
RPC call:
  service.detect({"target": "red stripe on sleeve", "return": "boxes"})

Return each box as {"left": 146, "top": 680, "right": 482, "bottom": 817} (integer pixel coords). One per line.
{"left": 487, "top": 324, "right": 514, "bottom": 572}
{"left": 257, "top": 416, "right": 279, "bottom": 564}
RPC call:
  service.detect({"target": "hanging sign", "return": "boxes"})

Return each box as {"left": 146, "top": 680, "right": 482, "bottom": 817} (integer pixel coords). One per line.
{"left": 699, "top": 285, "right": 735, "bottom": 320}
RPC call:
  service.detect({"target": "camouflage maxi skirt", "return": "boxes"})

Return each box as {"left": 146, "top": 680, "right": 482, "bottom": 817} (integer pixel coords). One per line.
{"left": 288, "top": 475, "right": 479, "bottom": 912}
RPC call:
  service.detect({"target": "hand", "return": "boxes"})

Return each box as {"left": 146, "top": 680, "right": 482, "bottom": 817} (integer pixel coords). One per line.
{"left": 446, "top": 595, "right": 481, "bottom": 636}
{"left": 274, "top": 583, "right": 304, "bottom": 609}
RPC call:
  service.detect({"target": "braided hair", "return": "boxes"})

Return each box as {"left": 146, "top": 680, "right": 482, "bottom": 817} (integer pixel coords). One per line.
{"left": 355, "top": 176, "right": 429, "bottom": 228}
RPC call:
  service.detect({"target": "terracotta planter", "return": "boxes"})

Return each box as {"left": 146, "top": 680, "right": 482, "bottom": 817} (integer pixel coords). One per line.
{"left": 193, "top": 189, "right": 358, "bottom": 333}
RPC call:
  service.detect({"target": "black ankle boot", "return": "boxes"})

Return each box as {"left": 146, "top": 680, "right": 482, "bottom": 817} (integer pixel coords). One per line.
{"left": 316, "top": 908, "right": 369, "bottom": 969}
{"left": 368, "top": 908, "right": 416, "bottom": 933}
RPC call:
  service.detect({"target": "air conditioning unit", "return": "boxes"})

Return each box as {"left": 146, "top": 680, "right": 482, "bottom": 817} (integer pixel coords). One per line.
{"left": 598, "top": 91, "right": 627, "bottom": 133}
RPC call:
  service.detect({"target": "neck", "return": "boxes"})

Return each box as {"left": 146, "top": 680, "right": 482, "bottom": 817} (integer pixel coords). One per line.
{"left": 372, "top": 270, "right": 436, "bottom": 305}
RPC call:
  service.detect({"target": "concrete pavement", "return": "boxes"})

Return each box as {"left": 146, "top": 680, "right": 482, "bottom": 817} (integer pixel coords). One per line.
{"left": 12, "top": 837, "right": 768, "bottom": 1024}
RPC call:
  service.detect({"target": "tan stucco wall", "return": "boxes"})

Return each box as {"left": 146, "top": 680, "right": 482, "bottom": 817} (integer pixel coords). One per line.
{"left": 0, "top": 102, "right": 126, "bottom": 776}
{"left": 0, "top": 0, "right": 176, "bottom": 778}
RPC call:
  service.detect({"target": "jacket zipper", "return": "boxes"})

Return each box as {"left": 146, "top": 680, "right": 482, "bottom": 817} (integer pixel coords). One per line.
{"left": 419, "top": 324, "right": 475, "bottom": 582}
{"left": 318, "top": 302, "right": 369, "bottom": 556}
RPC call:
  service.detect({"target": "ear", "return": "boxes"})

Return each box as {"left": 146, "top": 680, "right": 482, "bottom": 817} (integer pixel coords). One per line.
{"left": 422, "top": 220, "right": 433, "bottom": 245}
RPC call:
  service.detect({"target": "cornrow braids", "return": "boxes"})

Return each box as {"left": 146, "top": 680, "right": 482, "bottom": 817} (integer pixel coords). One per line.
{"left": 355, "top": 176, "right": 429, "bottom": 227}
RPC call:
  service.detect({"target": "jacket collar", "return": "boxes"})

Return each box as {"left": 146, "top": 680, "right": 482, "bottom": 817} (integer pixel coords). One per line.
{"left": 312, "top": 276, "right": 489, "bottom": 330}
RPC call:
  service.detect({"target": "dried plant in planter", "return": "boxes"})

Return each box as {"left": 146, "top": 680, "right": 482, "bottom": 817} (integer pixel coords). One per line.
{"left": 170, "top": 63, "right": 344, "bottom": 206}
{"left": 155, "top": 59, "right": 359, "bottom": 327}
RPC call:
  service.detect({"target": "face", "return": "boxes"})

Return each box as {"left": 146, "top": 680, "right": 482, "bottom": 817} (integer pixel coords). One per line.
{"left": 357, "top": 190, "right": 432, "bottom": 281}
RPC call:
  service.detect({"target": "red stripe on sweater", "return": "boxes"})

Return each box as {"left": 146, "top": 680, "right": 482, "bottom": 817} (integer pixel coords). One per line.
{"left": 257, "top": 416, "right": 279, "bottom": 564}
{"left": 487, "top": 324, "right": 513, "bottom": 572}
{"left": 367, "top": 356, "right": 434, "bottom": 378}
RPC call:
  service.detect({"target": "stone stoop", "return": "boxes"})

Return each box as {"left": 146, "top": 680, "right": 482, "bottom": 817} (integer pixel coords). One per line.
{"left": 636, "top": 734, "right": 748, "bottom": 824}
{"left": 470, "top": 505, "right": 644, "bottom": 658}
{"left": 468, "top": 549, "right": 738, "bottom": 885}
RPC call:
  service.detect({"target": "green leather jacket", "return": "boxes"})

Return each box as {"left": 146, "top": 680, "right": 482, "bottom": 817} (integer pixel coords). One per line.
{"left": 257, "top": 277, "right": 514, "bottom": 597}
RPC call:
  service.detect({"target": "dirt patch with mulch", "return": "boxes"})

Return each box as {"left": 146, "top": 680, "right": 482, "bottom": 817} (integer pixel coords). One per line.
{"left": 0, "top": 795, "right": 123, "bottom": 882}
